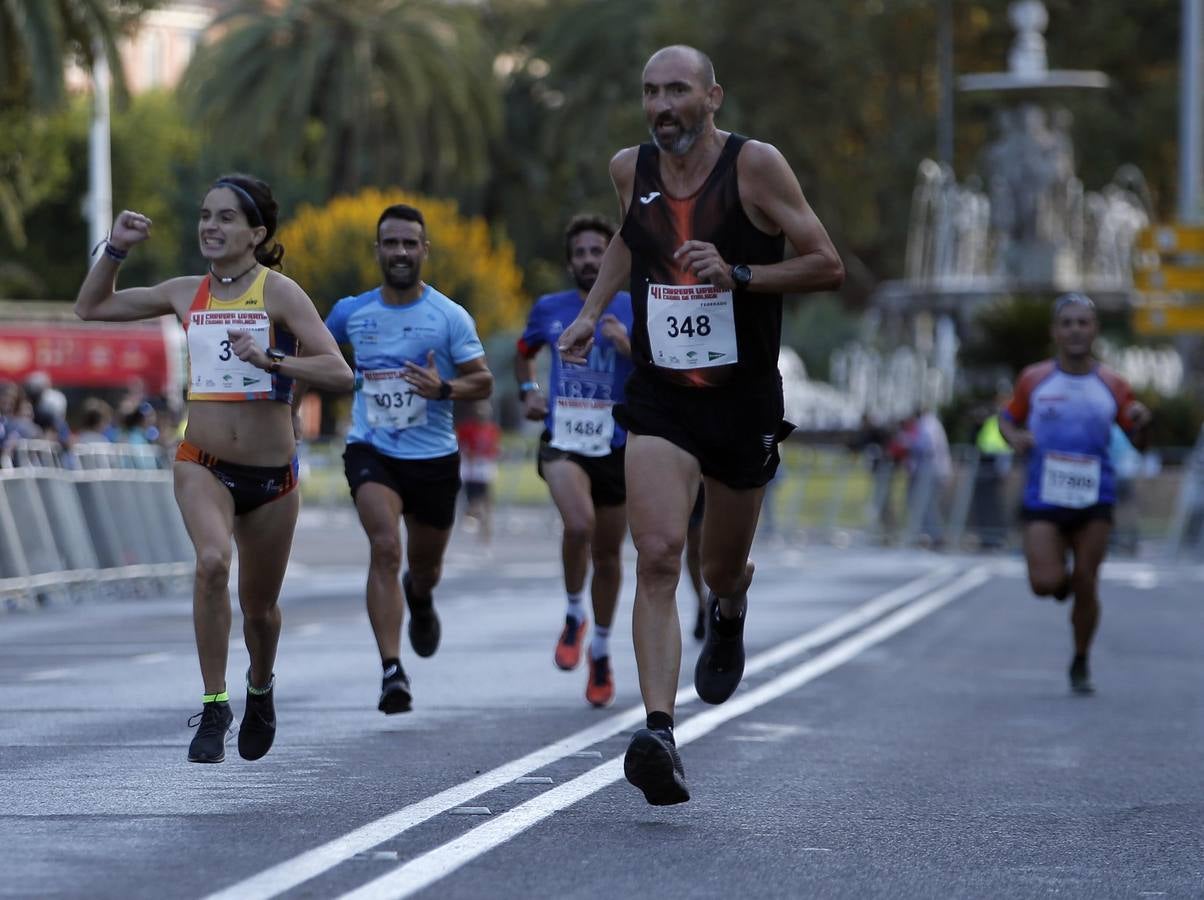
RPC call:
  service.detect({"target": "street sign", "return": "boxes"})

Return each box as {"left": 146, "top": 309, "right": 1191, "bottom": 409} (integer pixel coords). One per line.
{"left": 1132, "top": 304, "right": 1204, "bottom": 335}
{"left": 1136, "top": 224, "right": 1204, "bottom": 254}
{"left": 1134, "top": 266, "right": 1204, "bottom": 292}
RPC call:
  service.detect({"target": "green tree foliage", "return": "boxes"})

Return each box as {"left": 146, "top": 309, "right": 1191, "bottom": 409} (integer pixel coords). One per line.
{"left": 182, "top": 0, "right": 501, "bottom": 198}
{"left": 0, "top": 91, "right": 199, "bottom": 299}
{"left": 277, "top": 188, "right": 527, "bottom": 338}
{"left": 0, "top": 0, "right": 157, "bottom": 252}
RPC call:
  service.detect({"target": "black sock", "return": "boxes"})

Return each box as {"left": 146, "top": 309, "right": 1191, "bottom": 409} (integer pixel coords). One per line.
{"left": 646, "top": 711, "right": 674, "bottom": 735}
{"left": 1073, "top": 653, "right": 1087, "bottom": 665}
{"left": 382, "top": 657, "right": 403, "bottom": 675}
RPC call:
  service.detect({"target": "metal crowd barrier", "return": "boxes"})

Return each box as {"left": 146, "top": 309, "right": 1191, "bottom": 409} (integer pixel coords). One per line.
{"left": 768, "top": 442, "right": 1195, "bottom": 555}
{"left": 0, "top": 440, "right": 193, "bottom": 609}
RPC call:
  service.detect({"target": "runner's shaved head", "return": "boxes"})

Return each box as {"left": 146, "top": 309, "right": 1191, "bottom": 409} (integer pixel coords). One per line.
{"left": 645, "top": 45, "right": 715, "bottom": 88}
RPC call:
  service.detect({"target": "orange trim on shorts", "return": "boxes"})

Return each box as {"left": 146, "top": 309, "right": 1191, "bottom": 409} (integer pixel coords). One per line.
{"left": 175, "top": 439, "right": 219, "bottom": 468}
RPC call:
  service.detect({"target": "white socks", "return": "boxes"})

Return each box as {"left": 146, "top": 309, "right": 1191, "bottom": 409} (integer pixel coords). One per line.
{"left": 590, "top": 624, "right": 610, "bottom": 661}
{"left": 565, "top": 592, "right": 585, "bottom": 624}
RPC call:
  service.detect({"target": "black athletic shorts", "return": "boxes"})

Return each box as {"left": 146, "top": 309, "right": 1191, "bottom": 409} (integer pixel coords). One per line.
{"left": 536, "top": 432, "right": 626, "bottom": 507}
{"left": 1021, "top": 503, "right": 1114, "bottom": 536}
{"left": 343, "top": 442, "right": 461, "bottom": 530}
{"left": 689, "top": 483, "right": 706, "bottom": 528}
{"left": 176, "top": 440, "right": 298, "bottom": 517}
{"left": 614, "top": 369, "right": 794, "bottom": 490}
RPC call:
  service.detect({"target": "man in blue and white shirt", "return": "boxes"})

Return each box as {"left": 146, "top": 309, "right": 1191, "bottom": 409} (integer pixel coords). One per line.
{"left": 326, "top": 204, "right": 493, "bottom": 714}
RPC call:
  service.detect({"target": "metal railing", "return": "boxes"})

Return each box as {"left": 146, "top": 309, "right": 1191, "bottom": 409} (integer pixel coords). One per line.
{"left": 0, "top": 440, "right": 193, "bottom": 608}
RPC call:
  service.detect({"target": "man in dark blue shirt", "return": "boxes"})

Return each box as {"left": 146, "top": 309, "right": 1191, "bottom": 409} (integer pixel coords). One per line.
{"left": 515, "top": 214, "right": 634, "bottom": 708}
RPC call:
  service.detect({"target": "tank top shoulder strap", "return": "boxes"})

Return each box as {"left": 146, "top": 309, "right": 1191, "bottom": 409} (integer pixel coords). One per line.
{"left": 712, "top": 133, "right": 747, "bottom": 179}
{"left": 186, "top": 275, "right": 212, "bottom": 321}
{"left": 247, "top": 266, "right": 271, "bottom": 298}
{"left": 634, "top": 143, "right": 661, "bottom": 188}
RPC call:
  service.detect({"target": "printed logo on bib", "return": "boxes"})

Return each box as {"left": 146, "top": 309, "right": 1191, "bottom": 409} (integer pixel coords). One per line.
{"left": 361, "top": 369, "right": 428, "bottom": 430}
{"left": 1039, "top": 451, "right": 1101, "bottom": 509}
{"left": 550, "top": 397, "right": 614, "bottom": 457}
{"left": 646, "top": 283, "right": 737, "bottom": 370}
{"left": 188, "top": 310, "right": 271, "bottom": 393}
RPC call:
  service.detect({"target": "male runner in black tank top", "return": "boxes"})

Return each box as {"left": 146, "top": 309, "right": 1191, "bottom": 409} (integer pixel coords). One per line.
{"left": 559, "top": 44, "right": 843, "bottom": 806}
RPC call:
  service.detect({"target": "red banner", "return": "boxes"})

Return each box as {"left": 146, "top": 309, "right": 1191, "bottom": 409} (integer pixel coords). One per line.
{"left": 0, "top": 322, "right": 178, "bottom": 394}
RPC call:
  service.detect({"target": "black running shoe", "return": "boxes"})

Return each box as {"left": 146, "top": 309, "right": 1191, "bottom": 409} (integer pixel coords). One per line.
{"left": 238, "top": 673, "right": 276, "bottom": 761}
{"left": 187, "top": 701, "right": 234, "bottom": 763}
{"left": 403, "top": 571, "right": 441, "bottom": 658}
{"left": 1069, "top": 655, "right": 1094, "bottom": 695}
{"left": 693, "top": 607, "right": 706, "bottom": 641}
{"left": 378, "top": 662, "right": 413, "bottom": 714}
{"left": 694, "top": 591, "right": 746, "bottom": 705}
{"left": 623, "top": 728, "right": 690, "bottom": 806}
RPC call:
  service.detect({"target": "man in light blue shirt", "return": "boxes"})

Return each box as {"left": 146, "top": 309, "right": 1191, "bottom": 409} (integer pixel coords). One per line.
{"left": 326, "top": 204, "right": 493, "bottom": 714}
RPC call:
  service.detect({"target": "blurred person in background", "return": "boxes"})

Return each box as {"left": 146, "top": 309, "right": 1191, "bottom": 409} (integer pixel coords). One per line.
{"left": 120, "top": 401, "right": 160, "bottom": 445}
{"left": 455, "top": 399, "right": 501, "bottom": 543}
{"left": 75, "top": 398, "right": 114, "bottom": 444}
{"left": 970, "top": 387, "right": 1014, "bottom": 550}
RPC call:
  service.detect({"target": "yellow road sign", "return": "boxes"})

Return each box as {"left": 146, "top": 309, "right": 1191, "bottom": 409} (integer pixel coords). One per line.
{"left": 1134, "top": 266, "right": 1204, "bottom": 292}
{"left": 1133, "top": 304, "right": 1204, "bottom": 335}
{"left": 1137, "top": 224, "right": 1204, "bottom": 254}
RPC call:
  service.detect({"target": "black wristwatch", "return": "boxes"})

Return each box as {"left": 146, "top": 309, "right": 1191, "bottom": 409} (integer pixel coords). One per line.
{"left": 266, "top": 347, "right": 286, "bottom": 373}
{"left": 731, "top": 264, "right": 753, "bottom": 288}
{"left": 437, "top": 380, "right": 453, "bottom": 401}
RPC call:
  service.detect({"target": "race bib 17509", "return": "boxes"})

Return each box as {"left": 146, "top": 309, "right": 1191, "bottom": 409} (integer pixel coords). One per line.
{"left": 1039, "top": 451, "right": 1101, "bottom": 508}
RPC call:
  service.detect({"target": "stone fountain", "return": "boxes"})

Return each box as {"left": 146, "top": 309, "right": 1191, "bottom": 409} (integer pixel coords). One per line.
{"left": 837, "top": 1, "right": 1164, "bottom": 422}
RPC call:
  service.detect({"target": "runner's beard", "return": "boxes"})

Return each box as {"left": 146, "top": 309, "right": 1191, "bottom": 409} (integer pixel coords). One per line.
{"left": 383, "top": 263, "right": 420, "bottom": 291}
{"left": 574, "top": 269, "right": 598, "bottom": 293}
{"left": 651, "top": 118, "right": 703, "bottom": 156}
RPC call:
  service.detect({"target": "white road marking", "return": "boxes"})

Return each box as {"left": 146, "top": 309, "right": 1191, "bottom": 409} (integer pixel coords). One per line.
{"left": 22, "top": 668, "right": 73, "bottom": 681}
{"left": 728, "top": 723, "right": 804, "bottom": 743}
{"left": 449, "top": 808, "right": 491, "bottom": 816}
{"left": 132, "top": 652, "right": 172, "bottom": 664}
{"left": 202, "top": 564, "right": 967, "bottom": 900}
{"left": 340, "top": 566, "right": 991, "bottom": 900}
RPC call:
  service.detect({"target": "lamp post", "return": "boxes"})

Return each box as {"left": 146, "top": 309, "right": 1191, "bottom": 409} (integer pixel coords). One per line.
{"left": 87, "top": 42, "right": 113, "bottom": 259}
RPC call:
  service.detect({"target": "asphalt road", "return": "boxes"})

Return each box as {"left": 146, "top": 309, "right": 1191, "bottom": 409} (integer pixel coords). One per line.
{"left": 2, "top": 506, "right": 1201, "bottom": 899}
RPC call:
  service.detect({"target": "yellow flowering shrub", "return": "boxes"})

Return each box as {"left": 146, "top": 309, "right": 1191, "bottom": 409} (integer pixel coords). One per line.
{"left": 277, "top": 188, "right": 526, "bottom": 338}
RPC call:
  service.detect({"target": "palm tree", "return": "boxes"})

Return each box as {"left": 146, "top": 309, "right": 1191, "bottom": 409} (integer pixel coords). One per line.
{"left": 183, "top": 0, "right": 501, "bottom": 198}
{"left": 1, "top": 0, "right": 145, "bottom": 109}
{"left": 0, "top": 0, "right": 150, "bottom": 252}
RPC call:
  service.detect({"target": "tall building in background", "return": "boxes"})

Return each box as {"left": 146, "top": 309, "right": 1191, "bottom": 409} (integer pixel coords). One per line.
{"left": 123, "top": 2, "right": 219, "bottom": 92}
{"left": 66, "top": 1, "right": 221, "bottom": 94}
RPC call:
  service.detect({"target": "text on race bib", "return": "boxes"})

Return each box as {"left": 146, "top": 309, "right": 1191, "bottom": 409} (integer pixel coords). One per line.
{"left": 1039, "top": 451, "right": 1101, "bottom": 509}
{"left": 550, "top": 397, "right": 614, "bottom": 457}
{"left": 361, "top": 369, "right": 428, "bottom": 430}
{"left": 188, "top": 310, "right": 271, "bottom": 394}
{"left": 646, "top": 283, "right": 738, "bottom": 370}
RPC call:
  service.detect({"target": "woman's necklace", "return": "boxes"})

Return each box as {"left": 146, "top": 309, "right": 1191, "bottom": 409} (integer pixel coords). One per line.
{"left": 209, "top": 260, "right": 258, "bottom": 285}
